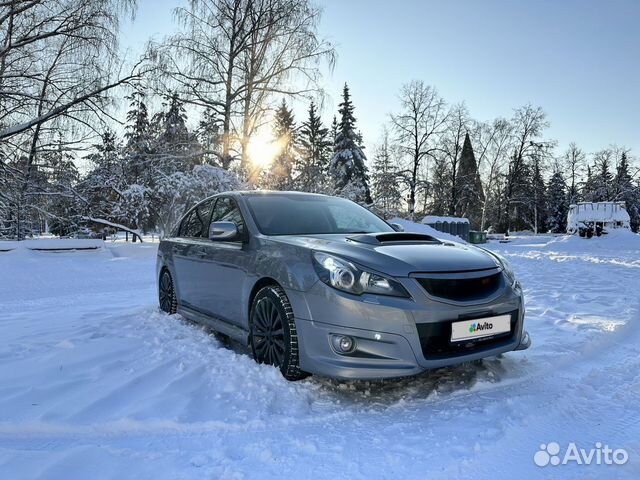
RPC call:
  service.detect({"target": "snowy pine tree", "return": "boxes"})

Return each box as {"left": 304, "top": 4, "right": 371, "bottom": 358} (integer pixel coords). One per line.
{"left": 330, "top": 116, "right": 338, "bottom": 144}
{"left": 124, "top": 91, "right": 151, "bottom": 156}
{"left": 267, "top": 100, "right": 297, "bottom": 190}
{"left": 531, "top": 156, "right": 547, "bottom": 233}
{"left": 328, "top": 84, "right": 372, "bottom": 204}
{"left": 584, "top": 150, "right": 614, "bottom": 202}
{"left": 153, "top": 92, "right": 199, "bottom": 172}
{"left": 546, "top": 169, "right": 568, "bottom": 232}
{"left": 430, "top": 157, "right": 451, "bottom": 215}
{"left": 613, "top": 152, "right": 640, "bottom": 231}
{"left": 197, "top": 107, "right": 222, "bottom": 167}
{"left": 454, "top": 133, "right": 484, "bottom": 228}
{"left": 371, "top": 129, "right": 401, "bottom": 216}
{"left": 295, "top": 101, "right": 330, "bottom": 193}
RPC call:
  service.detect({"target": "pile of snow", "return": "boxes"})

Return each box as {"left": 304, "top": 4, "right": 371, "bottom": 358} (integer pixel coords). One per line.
{"left": 0, "top": 239, "right": 104, "bottom": 251}
{"left": 2, "top": 235, "right": 640, "bottom": 478}
{"left": 503, "top": 229, "right": 640, "bottom": 254}
{"left": 389, "top": 217, "right": 466, "bottom": 243}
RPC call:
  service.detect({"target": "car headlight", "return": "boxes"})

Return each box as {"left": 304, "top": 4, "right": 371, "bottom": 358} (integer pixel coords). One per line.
{"left": 312, "top": 252, "right": 410, "bottom": 298}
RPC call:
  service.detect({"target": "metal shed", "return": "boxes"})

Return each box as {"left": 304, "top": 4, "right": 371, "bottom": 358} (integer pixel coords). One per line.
{"left": 422, "top": 215, "right": 470, "bottom": 241}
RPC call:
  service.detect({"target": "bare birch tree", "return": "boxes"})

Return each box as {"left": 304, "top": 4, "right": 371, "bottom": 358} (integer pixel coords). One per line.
{"left": 0, "top": 0, "right": 142, "bottom": 238}
{"left": 151, "top": 0, "right": 334, "bottom": 173}
{"left": 390, "top": 81, "right": 448, "bottom": 220}
{"left": 471, "top": 118, "right": 513, "bottom": 230}
{"left": 562, "top": 142, "right": 585, "bottom": 205}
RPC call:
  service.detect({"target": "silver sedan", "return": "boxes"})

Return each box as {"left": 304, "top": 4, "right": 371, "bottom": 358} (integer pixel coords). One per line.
{"left": 157, "top": 191, "right": 530, "bottom": 381}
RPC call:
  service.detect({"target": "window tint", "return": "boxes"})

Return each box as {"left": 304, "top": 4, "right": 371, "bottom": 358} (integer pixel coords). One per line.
{"left": 180, "top": 199, "right": 214, "bottom": 237}
{"left": 329, "top": 205, "right": 378, "bottom": 232}
{"left": 245, "top": 194, "right": 392, "bottom": 235}
{"left": 210, "top": 197, "right": 245, "bottom": 238}
{"left": 179, "top": 211, "right": 197, "bottom": 237}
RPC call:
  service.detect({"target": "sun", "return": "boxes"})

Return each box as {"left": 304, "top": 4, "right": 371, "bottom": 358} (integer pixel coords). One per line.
{"left": 247, "top": 130, "right": 282, "bottom": 169}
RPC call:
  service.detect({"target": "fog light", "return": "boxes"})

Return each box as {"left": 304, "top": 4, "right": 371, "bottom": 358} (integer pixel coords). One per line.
{"left": 331, "top": 335, "right": 355, "bottom": 353}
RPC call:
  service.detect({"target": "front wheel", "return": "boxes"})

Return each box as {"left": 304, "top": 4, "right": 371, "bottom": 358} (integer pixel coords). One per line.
{"left": 159, "top": 269, "right": 177, "bottom": 314}
{"left": 249, "top": 285, "right": 309, "bottom": 381}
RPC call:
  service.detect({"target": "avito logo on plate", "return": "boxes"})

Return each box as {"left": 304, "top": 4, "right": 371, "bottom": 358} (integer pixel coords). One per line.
{"left": 534, "top": 442, "right": 629, "bottom": 467}
{"left": 469, "top": 321, "right": 493, "bottom": 333}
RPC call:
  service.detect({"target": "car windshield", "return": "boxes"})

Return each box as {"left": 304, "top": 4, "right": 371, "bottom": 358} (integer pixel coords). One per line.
{"left": 245, "top": 194, "right": 394, "bottom": 235}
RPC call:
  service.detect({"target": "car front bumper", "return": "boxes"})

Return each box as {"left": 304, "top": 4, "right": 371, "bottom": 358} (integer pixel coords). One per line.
{"left": 287, "top": 278, "right": 530, "bottom": 380}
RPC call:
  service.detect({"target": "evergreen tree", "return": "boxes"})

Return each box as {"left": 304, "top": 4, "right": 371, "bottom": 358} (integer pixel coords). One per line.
{"left": 454, "top": 133, "right": 484, "bottom": 228}
{"left": 504, "top": 154, "right": 533, "bottom": 232}
{"left": 614, "top": 152, "right": 640, "bottom": 231}
{"left": 122, "top": 90, "right": 152, "bottom": 190}
{"left": 328, "top": 84, "right": 372, "bottom": 203}
{"left": 267, "top": 99, "right": 297, "bottom": 190}
{"left": 585, "top": 150, "right": 614, "bottom": 202}
{"left": 430, "top": 157, "right": 451, "bottom": 215}
{"left": 546, "top": 169, "right": 568, "bottom": 232}
{"left": 153, "top": 92, "right": 200, "bottom": 172}
{"left": 330, "top": 116, "right": 338, "bottom": 144}
{"left": 124, "top": 90, "right": 151, "bottom": 155}
{"left": 371, "top": 129, "right": 401, "bottom": 216}
{"left": 582, "top": 164, "right": 596, "bottom": 201}
{"left": 197, "top": 107, "right": 222, "bottom": 167}
{"left": 118, "top": 90, "right": 155, "bottom": 234}
{"left": 296, "top": 101, "right": 330, "bottom": 193}
{"left": 531, "top": 156, "right": 547, "bottom": 233}
{"left": 45, "top": 141, "right": 80, "bottom": 236}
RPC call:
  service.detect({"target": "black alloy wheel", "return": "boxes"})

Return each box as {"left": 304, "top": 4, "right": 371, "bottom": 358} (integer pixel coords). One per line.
{"left": 159, "top": 269, "right": 177, "bottom": 314}
{"left": 250, "top": 285, "right": 309, "bottom": 381}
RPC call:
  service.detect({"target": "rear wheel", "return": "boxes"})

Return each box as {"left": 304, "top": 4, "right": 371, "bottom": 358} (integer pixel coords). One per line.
{"left": 249, "top": 285, "right": 309, "bottom": 381}
{"left": 159, "top": 269, "right": 177, "bottom": 314}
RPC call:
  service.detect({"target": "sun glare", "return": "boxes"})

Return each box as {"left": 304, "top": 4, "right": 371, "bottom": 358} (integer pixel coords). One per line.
{"left": 247, "top": 130, "right": 282, "bottom": 169}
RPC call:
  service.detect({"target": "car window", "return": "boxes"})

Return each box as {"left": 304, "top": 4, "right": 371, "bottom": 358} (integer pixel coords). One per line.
{"left": 245, "top": 194, "right": 392, "bottom": 235}
{"left": 180, "top": 199, "right": 214, "bottom": 238}
{"left": 210, "top": 197, "right": 246, "bottom": 238}
{"left": 328, "top": 204, "right": 381, "bottom": 232}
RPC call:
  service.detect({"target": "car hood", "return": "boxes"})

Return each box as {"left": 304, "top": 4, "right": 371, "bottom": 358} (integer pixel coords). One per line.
{"left": 268, "top": 233, "right": 499, "bottom": 277}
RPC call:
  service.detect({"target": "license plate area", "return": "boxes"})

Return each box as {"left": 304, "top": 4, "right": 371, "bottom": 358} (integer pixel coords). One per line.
{"left": 451, "top": 314, "right": 511, "bottom": 342}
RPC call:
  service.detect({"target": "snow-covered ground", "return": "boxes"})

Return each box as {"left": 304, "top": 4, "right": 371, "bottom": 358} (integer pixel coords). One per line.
{"left": 1, "top": 233, "right": 639, "bottom": 479}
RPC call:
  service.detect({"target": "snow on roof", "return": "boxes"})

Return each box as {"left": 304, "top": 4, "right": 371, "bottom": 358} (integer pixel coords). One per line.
{"left": 567, "top": 202, "right": 630, "bottom": 227}
{"left": 422, "top": 215, "right": 469, "bottom": 224}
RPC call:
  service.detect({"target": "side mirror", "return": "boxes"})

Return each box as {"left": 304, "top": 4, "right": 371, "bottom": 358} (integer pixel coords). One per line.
{"left": 208, "top": 221, "right": 238, "bottom": 240}
{"left": 390, "top": 223, "right": 405, "bottom": 232}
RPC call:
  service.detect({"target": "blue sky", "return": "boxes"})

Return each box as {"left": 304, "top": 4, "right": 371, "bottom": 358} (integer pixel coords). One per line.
{"left": 120, "top": 0, "right": 640, "bottom": 156}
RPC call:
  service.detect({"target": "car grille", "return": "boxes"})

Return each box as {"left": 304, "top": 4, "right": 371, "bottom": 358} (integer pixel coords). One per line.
{"left": 416, "top": 310, "right": 518, "bottom": 359}
{"left": 416, "top": 271, "right": 503, "bottom": 302}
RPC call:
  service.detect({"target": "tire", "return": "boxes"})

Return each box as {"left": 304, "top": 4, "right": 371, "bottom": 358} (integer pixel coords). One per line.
{"left": 249, "top": 285, "right": 309, "bottom": 381}
{"left": 159, "top": 269, "right": 177, "bottom": 314}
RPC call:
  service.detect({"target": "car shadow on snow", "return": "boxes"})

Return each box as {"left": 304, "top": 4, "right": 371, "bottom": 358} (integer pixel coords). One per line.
{"left": 309, "top": 357, "right": 510, "bottom": 407}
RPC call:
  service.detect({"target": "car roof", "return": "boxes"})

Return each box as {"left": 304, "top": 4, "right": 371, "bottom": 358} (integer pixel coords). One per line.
{"left": 238, "top": 190, "right": 329, "bottom": 198}
{"left": 194, "top": 190, "right": 332, "bottom": 207}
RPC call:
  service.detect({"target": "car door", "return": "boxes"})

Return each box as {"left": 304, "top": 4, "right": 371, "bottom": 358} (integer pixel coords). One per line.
{"left": 171, "top": 198, "right": 215, "bottom": 310}
{"left": 197, "top": 196, "right": 252, "bottom": 327}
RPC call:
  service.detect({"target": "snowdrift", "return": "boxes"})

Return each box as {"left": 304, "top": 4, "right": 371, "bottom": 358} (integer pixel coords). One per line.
{"left": 0, "top": 239, "right": 104, "bottom": 251}
{"left": 388, "top": 217, "right": 466, "bottom": 243}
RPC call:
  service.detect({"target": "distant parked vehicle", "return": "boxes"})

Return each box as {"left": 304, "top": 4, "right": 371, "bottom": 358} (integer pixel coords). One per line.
{"left": 568, "top": 202, "right": 630, "bottom": 238}
{"left": 157, "top": 191, "right": 530, "bottom": 381}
